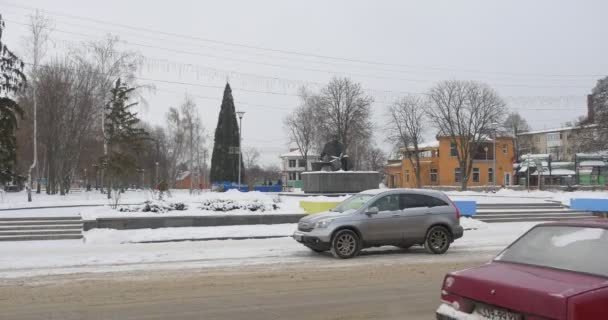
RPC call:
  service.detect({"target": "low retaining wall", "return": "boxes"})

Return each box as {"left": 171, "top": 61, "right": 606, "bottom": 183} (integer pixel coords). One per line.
{"left": 83, "top": 214, "right": 307, "bottom": 231}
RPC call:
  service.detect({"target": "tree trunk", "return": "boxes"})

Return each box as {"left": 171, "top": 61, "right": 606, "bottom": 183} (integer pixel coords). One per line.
{"left": 414, "top": 156, "right": 422, "bottom": 188}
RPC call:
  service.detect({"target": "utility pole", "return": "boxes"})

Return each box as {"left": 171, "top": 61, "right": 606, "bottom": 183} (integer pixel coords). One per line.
{"left": 526, "top": 153, "right": 531, "bottom": 192}
{"left": 236, "top": 111, "right": 245, "bottom": 190}
{"left": 492, "top": 122, "right": 499, "bottom": 189}
{"left": 155, "top": 162, "right": 159, "bottom": 189}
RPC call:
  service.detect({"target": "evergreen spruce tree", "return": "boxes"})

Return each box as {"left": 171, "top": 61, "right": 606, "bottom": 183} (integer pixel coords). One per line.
{"left": 210, "top": 83, "right": 243, "bottom": 184}
{"left": 0, "top": 15, "right": 27, "bottom": 186}
{"left": 100, "top": 78, "right": 148, "bottom": 199}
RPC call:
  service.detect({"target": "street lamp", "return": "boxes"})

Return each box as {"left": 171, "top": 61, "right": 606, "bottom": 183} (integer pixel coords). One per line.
{"left": 236, "top": 111, "right": 245, "bottom": 190}
{"left": 155, "top": 162, "right": 159, "bottom": 189}
{"left": 492, "top": 122, "right": 499, "bottom": 189}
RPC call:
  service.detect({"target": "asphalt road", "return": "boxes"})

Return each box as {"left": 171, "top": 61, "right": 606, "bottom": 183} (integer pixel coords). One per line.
{"left": 0, "top": 259, "right": 483, "bottom": 320}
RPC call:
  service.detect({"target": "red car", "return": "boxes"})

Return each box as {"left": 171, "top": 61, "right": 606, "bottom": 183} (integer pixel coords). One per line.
{"left": 436, "top": 219, "right": 608, "bottom": 320}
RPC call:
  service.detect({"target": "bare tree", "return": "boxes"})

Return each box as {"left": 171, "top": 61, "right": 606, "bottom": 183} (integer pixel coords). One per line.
{"left": 76, "top": 36, "right": 143, "bottom": 193}
{"left": 502, "top": 111, "right": 530, "bottom": 159}
{"left": 164, "top": 107, "right": 185, "bottom": 187}
{"left": 314, "top": 77, "right": 374, "bottom": 155}
{"left": 243, "top": 147, "right": 260, "bottom": 170}
{"left": 23, "top": 10, "right": 53, "bottom": 201}
{"left": 427, "top": 80, "right": 506, "bottom": 190}
{"left": 387, "top": 96, "right": 427, "bottom": 187}
{"left": 284, "top": 88, "right": 317, "bottom": 170}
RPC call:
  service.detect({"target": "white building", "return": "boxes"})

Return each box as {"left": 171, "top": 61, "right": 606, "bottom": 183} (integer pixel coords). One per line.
{"left": 280, "top": 149, "right": 318, "bottom": 189}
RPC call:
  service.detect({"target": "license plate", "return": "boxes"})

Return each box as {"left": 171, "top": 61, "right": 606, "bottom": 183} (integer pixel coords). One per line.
{"left": 474, "top": 304, "right": 522, "bottom": 320}
{"left": 293, "top": 234, "right": 302, "bottom": 241}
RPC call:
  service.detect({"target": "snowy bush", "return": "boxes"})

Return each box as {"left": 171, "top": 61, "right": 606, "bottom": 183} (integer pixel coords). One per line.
{"left": 200, "top": 199, "right": 278, "bottom": 212}
{"left": 118, "top": 200, "right": 188, "bottom": 213}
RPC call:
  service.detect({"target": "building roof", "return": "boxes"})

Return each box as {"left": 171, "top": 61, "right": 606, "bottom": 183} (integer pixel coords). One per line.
{"left": 176, "top": 171, "right": 190, "bottom": 181}
{"left": 579, "top": 160, "right": 606, "bottom": 167}
{"left": 531, "top": 168, "right": 576, "bottom": 176}
{"left": 518, "top": 124, "right": 597, "bottom": 136}
{"left": 280, "top": 149, "right": 319, "bottom": 158}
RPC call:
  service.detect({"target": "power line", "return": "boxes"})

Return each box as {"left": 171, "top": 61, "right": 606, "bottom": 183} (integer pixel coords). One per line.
{"left": 3, "top": 0, "right": 606, "bottom": 79}
{"left": 8, "top": 18, "right": 594, "bottom": 91}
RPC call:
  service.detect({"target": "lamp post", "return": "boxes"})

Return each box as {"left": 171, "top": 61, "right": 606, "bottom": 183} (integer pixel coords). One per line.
{"left": 236, "top": 111, "right": 245, "bottom": 190}
{"left": 492, "top": 122, "right": 499, "bottom": 189}
{"left": 155, "top": 162, "right": 159, "bottom": 189}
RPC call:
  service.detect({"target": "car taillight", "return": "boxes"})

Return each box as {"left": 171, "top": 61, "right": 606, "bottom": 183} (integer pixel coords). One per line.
{"left": 448, "top": 198, "right": 460, "bottom": 221}
{"left": 440, "top": 276, "right": 473, "bottom": 313}
{"left": 441, "top": 290, "right": 473, "bottom": 313}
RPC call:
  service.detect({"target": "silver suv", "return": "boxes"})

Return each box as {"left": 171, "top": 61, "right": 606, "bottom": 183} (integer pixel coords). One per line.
{"left": 293, "top": 189, "right": 463, "bottom": 259}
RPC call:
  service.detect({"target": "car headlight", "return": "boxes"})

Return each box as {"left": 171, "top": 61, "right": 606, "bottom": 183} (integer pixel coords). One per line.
{"left": 314, "top": 219, "right": 333, "bottom": 229}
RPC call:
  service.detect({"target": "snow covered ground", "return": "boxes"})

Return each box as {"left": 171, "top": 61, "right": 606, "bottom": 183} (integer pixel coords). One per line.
{"left": 0, "top": 220, "right": 536, "bottom": 278}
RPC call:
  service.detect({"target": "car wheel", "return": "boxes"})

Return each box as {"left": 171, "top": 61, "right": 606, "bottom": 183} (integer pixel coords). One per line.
{"left": 330, "top": 229, "right": 361, "bottom": 259}
{"left": 424, "top": 226, "right": 451, "bottom": 254}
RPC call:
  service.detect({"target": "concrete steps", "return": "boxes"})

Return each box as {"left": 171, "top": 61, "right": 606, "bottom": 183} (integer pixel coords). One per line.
{"left": 0, "top": 217, "right": 83, "bottom": 241}
{"left": 473, "top": 203, "right": 596, "bottom": 223}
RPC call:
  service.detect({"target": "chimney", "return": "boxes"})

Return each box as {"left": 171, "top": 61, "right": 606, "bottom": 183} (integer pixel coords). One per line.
{"left": 587, "top": 94, "right": 595, "bottom": 123}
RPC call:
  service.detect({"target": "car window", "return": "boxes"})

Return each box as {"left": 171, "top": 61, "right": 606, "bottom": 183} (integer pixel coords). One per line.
{"left": 400, "top": 194, "right": 447, "bottom": 209}
{"left": 370, "top": 195, "right": 400, "bottom": 212}
{"left": 495, "top": 226, "right": 608, "bottom": 277}
{"left": 333, "top": 194, "right": 374, "bottom": 213}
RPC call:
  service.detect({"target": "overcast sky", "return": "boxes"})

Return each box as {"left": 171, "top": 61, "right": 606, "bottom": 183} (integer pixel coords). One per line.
{"left": 3, "top": 0, "right": 607, "bottom": 165}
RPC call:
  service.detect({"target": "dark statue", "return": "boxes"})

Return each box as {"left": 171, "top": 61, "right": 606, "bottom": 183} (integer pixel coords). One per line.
{"left": 311, "top": 140, "right": 352, "bottom": 171}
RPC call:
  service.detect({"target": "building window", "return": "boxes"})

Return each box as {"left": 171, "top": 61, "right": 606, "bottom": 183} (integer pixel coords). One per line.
{"left": 430, "top": 169, "right": 438, "bottom": 183}
{"left": 298, "top": 159, "right": 306, "bottom": 168}
{"left": 559, "top": 133, "right": 563, "bottom": 139}
{"left": 450, "top": 143, "right": 458, "bottom": 157}
{"left": 288, "top": 160, "right": 296, "bottom": 168}
{"left": 288, "top": 172, "right": 297, "bottom": 180}
{"left": 535, "top": 136, "right": 540, "bottom": 143}
{"left": 473, "top": 168, "right": 480, "bottom": 182}
{"left": 502, "top": 144, "right": 508, "bottom": 155}
{"left": 454, "top": 168, "right": 461, "bottom": 183}
{"left": 488, "top": 168, "right": 494, "bottom": 183}
{"left": 405, "top": 170, "right": 410, "bottom": 182}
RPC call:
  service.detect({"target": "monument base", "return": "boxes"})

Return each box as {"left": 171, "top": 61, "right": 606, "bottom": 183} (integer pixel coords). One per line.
{"left": 302, "top": 171, "right": 380, "bottom": 194}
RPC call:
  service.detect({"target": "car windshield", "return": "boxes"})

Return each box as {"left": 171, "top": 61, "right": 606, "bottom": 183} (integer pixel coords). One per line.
{"left": 495, "top": 226, "right": 608, "bottom": 278}
{"left": 332, "top": 194, "right": 375, "bottom": 213}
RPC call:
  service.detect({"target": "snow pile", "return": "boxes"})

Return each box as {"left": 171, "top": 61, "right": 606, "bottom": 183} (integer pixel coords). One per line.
{"left": 118, "top": 201, "right": 188, "bottom": 213}
{"left": 460, "top": 217, "right": 488, "bottom": 230}
{"left": 200, "top": 199, "right": 277, "bottom": 212}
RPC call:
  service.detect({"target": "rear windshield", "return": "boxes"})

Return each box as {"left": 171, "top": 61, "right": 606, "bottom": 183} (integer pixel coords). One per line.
{"left": 332, "top": 194, "right": 374, "bottom": 213}
{"left": 495, "top": 226, "right": 608, "bottom": 278}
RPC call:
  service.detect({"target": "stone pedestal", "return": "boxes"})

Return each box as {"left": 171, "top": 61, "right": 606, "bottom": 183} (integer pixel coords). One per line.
{"left": 302, "top": 171, "right": 380, "bottom": 194}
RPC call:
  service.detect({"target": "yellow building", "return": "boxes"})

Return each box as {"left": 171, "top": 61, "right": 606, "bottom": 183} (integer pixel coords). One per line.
{"left": 386, "top": 136, "right": 515, "bottom": 188}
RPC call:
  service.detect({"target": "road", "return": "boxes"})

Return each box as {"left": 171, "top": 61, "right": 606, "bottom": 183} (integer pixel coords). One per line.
{"left": 0, "top": 259, "right": 482, "bottom": 320}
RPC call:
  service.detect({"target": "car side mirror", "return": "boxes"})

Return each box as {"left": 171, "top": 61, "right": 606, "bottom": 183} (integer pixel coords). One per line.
{"left": 366, "top": 207, "right": 379, "bottom": 215}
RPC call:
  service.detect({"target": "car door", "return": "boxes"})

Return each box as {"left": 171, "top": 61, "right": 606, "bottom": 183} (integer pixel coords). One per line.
{"left": 399, "top": 194, "right": 434, "bottom": 242}
{"left": 360, "top": 194, "right": 403, "bottom": 243}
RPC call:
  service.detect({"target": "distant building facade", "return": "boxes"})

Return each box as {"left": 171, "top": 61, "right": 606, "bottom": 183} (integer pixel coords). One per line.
{"left": 280, "top": 149, "right": 318, "bottom": 189}
{"left": 386, "top": 136, "right": 515, "bottom": 188}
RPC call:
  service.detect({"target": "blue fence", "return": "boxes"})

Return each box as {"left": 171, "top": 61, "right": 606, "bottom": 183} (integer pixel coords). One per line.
{"left": 212, "top": 182, "right": 282, "bottom": 193}
{"left": 570, "top": 198, "right": 608, "bottom": 212}
{"left": 253, "top": 185, "right": 282, "bottom": 192}
{"left": 453, "top": 201, "right": 477, "bottom": 216}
